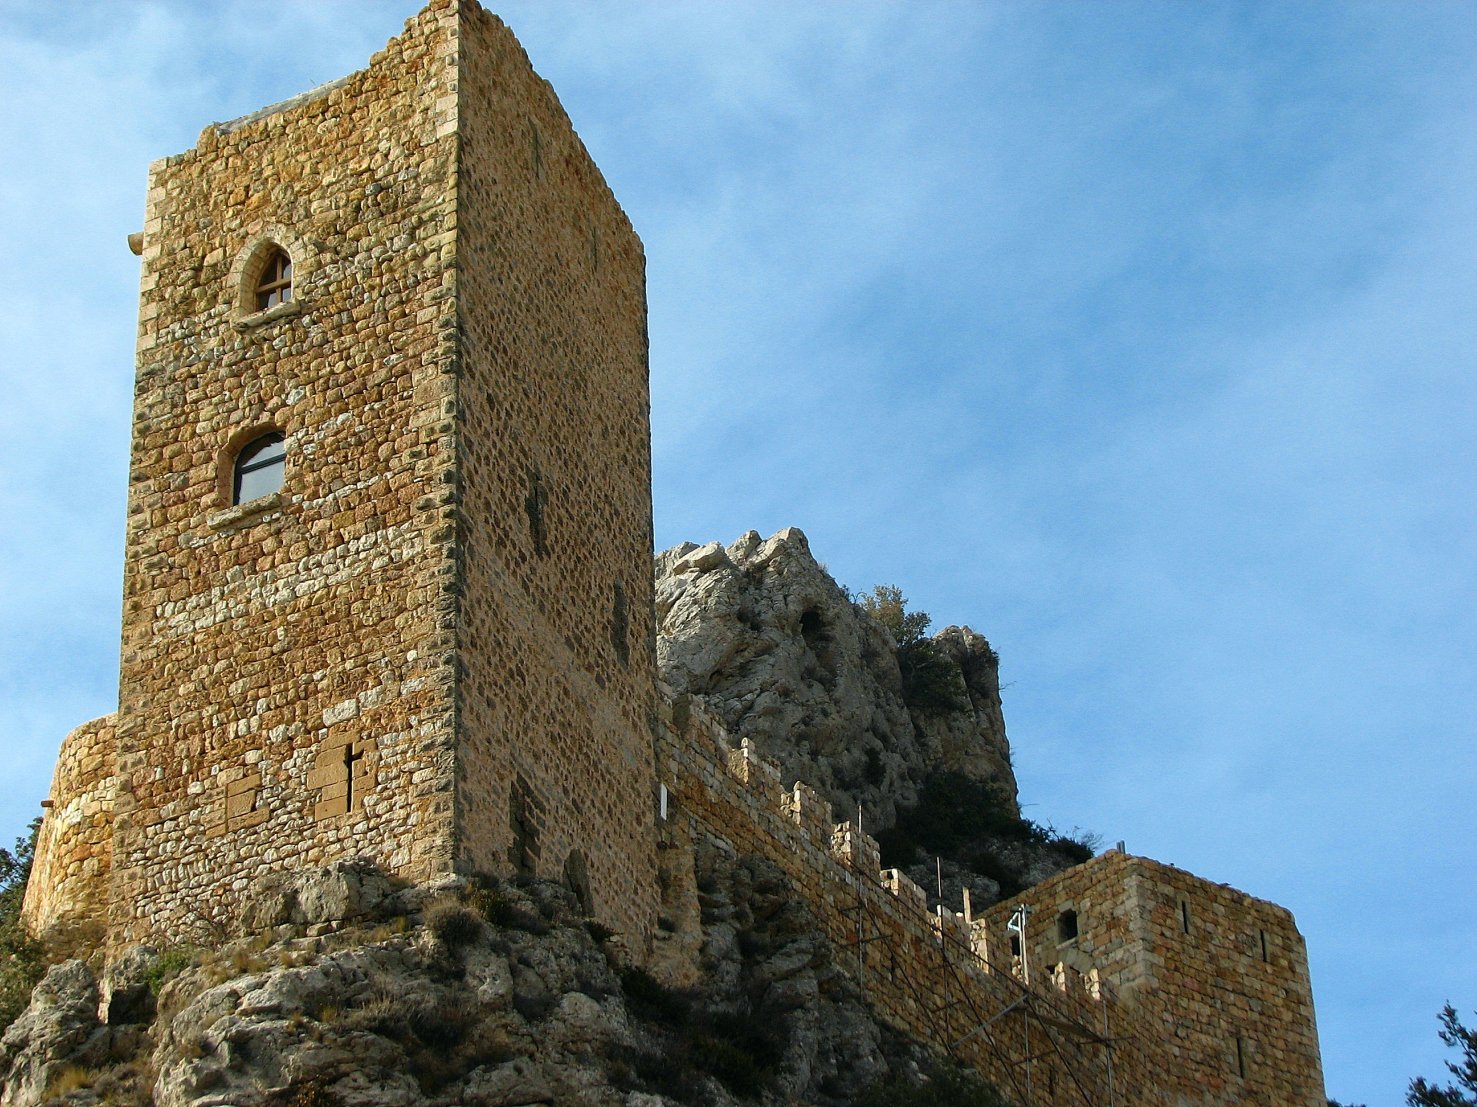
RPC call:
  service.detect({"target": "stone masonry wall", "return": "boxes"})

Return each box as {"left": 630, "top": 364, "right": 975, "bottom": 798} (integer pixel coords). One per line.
{"left": 654, "top": 689, "right": 1325, "bottom": 1106}
{"left": 110, "top": 1, "right": 465, "bottom": 946}
{"left": 450, "top": 3, "right": 660, "bottom": 947}
{"left": 655, "top": 691, "right": 1178, "bottom": 1106}
{"left": 985, "top": 855, "right": 1326, "bottom": 1106}
{"left": 21, "top": 715, "right": 117, "bottom": 949}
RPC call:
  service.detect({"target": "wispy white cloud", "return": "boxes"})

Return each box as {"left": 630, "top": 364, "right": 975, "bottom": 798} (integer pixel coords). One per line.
{"left": 0, "top": 2, "right": 1472, "bottom": 1102}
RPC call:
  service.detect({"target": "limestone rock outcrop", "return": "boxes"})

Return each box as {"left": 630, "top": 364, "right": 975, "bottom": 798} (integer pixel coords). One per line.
{"left": 0, "top": 862, "right": 939, "bottom": 1107}
{"left": 655, "top": 527, "right": 1018, "bottom": 831}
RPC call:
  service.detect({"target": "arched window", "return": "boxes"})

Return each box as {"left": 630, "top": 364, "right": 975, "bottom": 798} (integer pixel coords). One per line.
{"left": 233, "top": 431, "right": 285, "bottom": 504}
{"left": 253, "top": 248, "right": 293, "bottom": 311}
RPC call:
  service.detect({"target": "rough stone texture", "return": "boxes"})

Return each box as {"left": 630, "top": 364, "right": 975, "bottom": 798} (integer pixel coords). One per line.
{"left": 656, "top": 527, "right": 1017, "bottom": 830}
{"left": 20, "top": 0, "right": 659, "bottom": 954}
{"left": 14, "top": 4, "right": 1328, "bottom": 1105}
{"left": 651, "top": 691, "right": 1328, "bottom": 1107}
{"left": 0, "top": 869, "right": 929, "bottom": 1107}
{"left": 450, "top": 1, "right": 659, "bottom": 949}
{"left": 21, "top": 715, "right": 116, "bottom": 953}
{"left": 985, "top": 852, "right": 1327, "bottom": 1107}
{"left": 107, "top": 0, "right": 465, "bottom": 950}
{"left": 0, "top": 961, "right": 110, "bottom": 1107}
{"left": 238, "top": 858, "right": 405, "bottom": 931}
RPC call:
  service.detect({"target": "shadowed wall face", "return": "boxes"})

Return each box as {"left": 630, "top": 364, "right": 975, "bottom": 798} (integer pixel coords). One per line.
{"left": 450, "top": 3, "right": 659, "bottom": 945}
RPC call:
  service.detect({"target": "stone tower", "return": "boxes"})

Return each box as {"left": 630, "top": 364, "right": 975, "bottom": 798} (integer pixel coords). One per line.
{"left": 94, "top": 0, "right": 658, "bottom": 947}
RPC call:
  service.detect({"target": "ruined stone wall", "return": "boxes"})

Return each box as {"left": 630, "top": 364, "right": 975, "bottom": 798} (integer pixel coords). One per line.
{"left": 985, "top": 855, "right": 1326, "bottom": 1106}
{"left": 654, "top": 691, "right": 1178, "bottom": 1106}
{"left": 654, "top": 689, "right": 1325, "bottom": 1105}
{"left": 21, "top": 716, "right": 117, "bottom": 949}
{"left": 450, "top": 3, "right": 659, "bottom": 947}
{"left": 110, "top": 1, "right": 465, "bottom": 946}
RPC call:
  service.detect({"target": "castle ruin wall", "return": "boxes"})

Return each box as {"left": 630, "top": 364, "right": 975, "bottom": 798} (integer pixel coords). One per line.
{"left": 21, "top": 715, "right": 118, "bottom": 949}
{"left": 109, "top": 0, "right": 466, "bottom": 946}
{"left": 654, "top": 688, "right": 1326, "bottom": 1105}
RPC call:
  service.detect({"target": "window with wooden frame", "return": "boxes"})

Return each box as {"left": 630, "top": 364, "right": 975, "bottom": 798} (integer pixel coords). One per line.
{"left": 253, "top": 248, "right": 293, "bottom": 311}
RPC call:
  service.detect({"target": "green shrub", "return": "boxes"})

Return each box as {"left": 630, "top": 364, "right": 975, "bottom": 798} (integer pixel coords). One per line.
{"left": 267, "top": 1077, "right": 344, "bottom": 1107}
{"left": 467, "top": 880, "right": 548, "bottom": 935}
{"left": 0, "top": 819, "right": 44, "bottom": 1033}
{"left": 426, "top": 899, "right": 483, "bottom": 949}
{"left": 614, "top": 978, "right": 788, "bottom": 1101}
{"left": 861, "top": 585, "right": 969, "bottom": 716}
{"left": 143, "top": 948, "right": 196, "bottom": 996}
{"left": 878, "top": 771, "right": 1098, "bottom": 897}
{"left": 405, "top": 994, "right": 473, "bottom": 1048}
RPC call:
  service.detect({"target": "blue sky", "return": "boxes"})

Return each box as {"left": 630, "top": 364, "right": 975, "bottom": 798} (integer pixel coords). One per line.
{"left": 1, "top": 2, "right": 1473, "bottom": 1102}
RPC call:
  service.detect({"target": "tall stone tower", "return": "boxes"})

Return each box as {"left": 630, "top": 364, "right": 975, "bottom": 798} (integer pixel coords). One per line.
{"left": 102, "top": 0, "right": 658, "bottom": 947}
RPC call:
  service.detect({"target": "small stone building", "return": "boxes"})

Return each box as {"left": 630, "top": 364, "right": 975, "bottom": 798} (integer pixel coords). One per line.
{"left": 983, "top": 851, "right": 1325, "bottom": 1105}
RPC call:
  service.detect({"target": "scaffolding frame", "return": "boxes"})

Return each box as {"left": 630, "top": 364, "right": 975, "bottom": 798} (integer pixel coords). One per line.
{"left": 840, "top": 858, "right": 1140, "bottom": 1107}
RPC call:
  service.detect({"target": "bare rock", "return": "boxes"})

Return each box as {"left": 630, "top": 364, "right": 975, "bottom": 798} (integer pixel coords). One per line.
{"left": 0, "top": 960, "right": 110, "bottom": 1107}
{"left": 656, "top": 527, "right": 1017, "bottom": 829}
{"left": 241, "top": 857, "right": 401, "bottom": 930}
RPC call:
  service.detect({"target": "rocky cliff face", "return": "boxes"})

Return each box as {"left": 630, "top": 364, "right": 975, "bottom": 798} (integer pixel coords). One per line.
{"left": 2, "top": 527, "right": 1091, "bottom": 1107}
{"left": 656, "top": 528, "right": 1017, "bottom": 831}
{"left": 657, "top": 528, "right": 1090, "bottom": 911}
{"left": 0, "top": 860, "right": 963, "bottom": 1107}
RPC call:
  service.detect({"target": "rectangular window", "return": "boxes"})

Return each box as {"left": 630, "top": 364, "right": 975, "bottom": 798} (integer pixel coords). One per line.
{"left": 1259, "top": 928, "right": 1269, "bottom": 962}
{"left": 1235, "top": 1035, "right": 1247, "bottom": 1079}
{"left": 1180, "top": 899, "right": 1191, "bottom": 934}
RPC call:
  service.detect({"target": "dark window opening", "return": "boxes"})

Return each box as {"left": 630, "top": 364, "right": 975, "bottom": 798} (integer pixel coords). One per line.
{"left": 524, "top": 468, "right": 547, "bottom": 556}
{"left": 1057, "top": 908, "right": 1079, "bottom": 942}
{"left": 563, "top": 850, "right": 593, "bottom": 915}
{"left": 1009, "top": 933, "right": 1022, "bottom": 957}
{"left": 611, "top": 579, "right": 630, "bottom": 667}
{"left": 1259, "top": 929, "right": 1269, "bottom": 962}
{"left": 1235, "top": 1035, "right": 1247, "bottom": 1079}
{"left": 508, "top": 775, "right": 543, "bottom": 875}
{"left": 233, "top": 431, "right": 285, "bottom": 504}
{"left": 342, "top": 740, "right": 367, "bottom": 813}
{"left": 800, "top": 608, "right": 825, "bottom": 648}
{"left": 1180, "top": 899, "right": 1192, "bottom": 934}
{"left": 254, "top": 248, "right": 293, "bottom": 311}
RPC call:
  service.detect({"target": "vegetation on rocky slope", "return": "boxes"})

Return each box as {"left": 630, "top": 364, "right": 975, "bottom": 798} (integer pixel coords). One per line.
{"left": 876, "top": 771, "right": 1095, "bottom": 901}
{"left": 0, "top": 855, "right": 1011, "bottom": 1107}
{"left": 0, "top": 819, "right": 43, "bottom": 1035}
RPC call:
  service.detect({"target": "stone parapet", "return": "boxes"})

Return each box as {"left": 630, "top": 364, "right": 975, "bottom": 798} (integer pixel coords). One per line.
{"left": 654, "top": 687, "right": 1324, "bottom": 1105}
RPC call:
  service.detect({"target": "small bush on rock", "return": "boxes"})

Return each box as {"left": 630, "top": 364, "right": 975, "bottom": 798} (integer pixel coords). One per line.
{"left": 615, "top": 973, "right": 787, "bottom": 1101}
{"left": 142, "top": 947, "right": 196, "bottom": 995}
{"left": 861, "top": 585, "right": 969, "bottom": 716}
{"left": 267, "top": 1077, "right": 344, "bottom": 1107}
{"left": 0, "top": 819, "right": 44, "bottom": 1033}
{"left": 878, "top": 770, "right": 1099, "bottom": 896}
{"left": 426, "top": 899, "right": 483, "bottom": 949}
